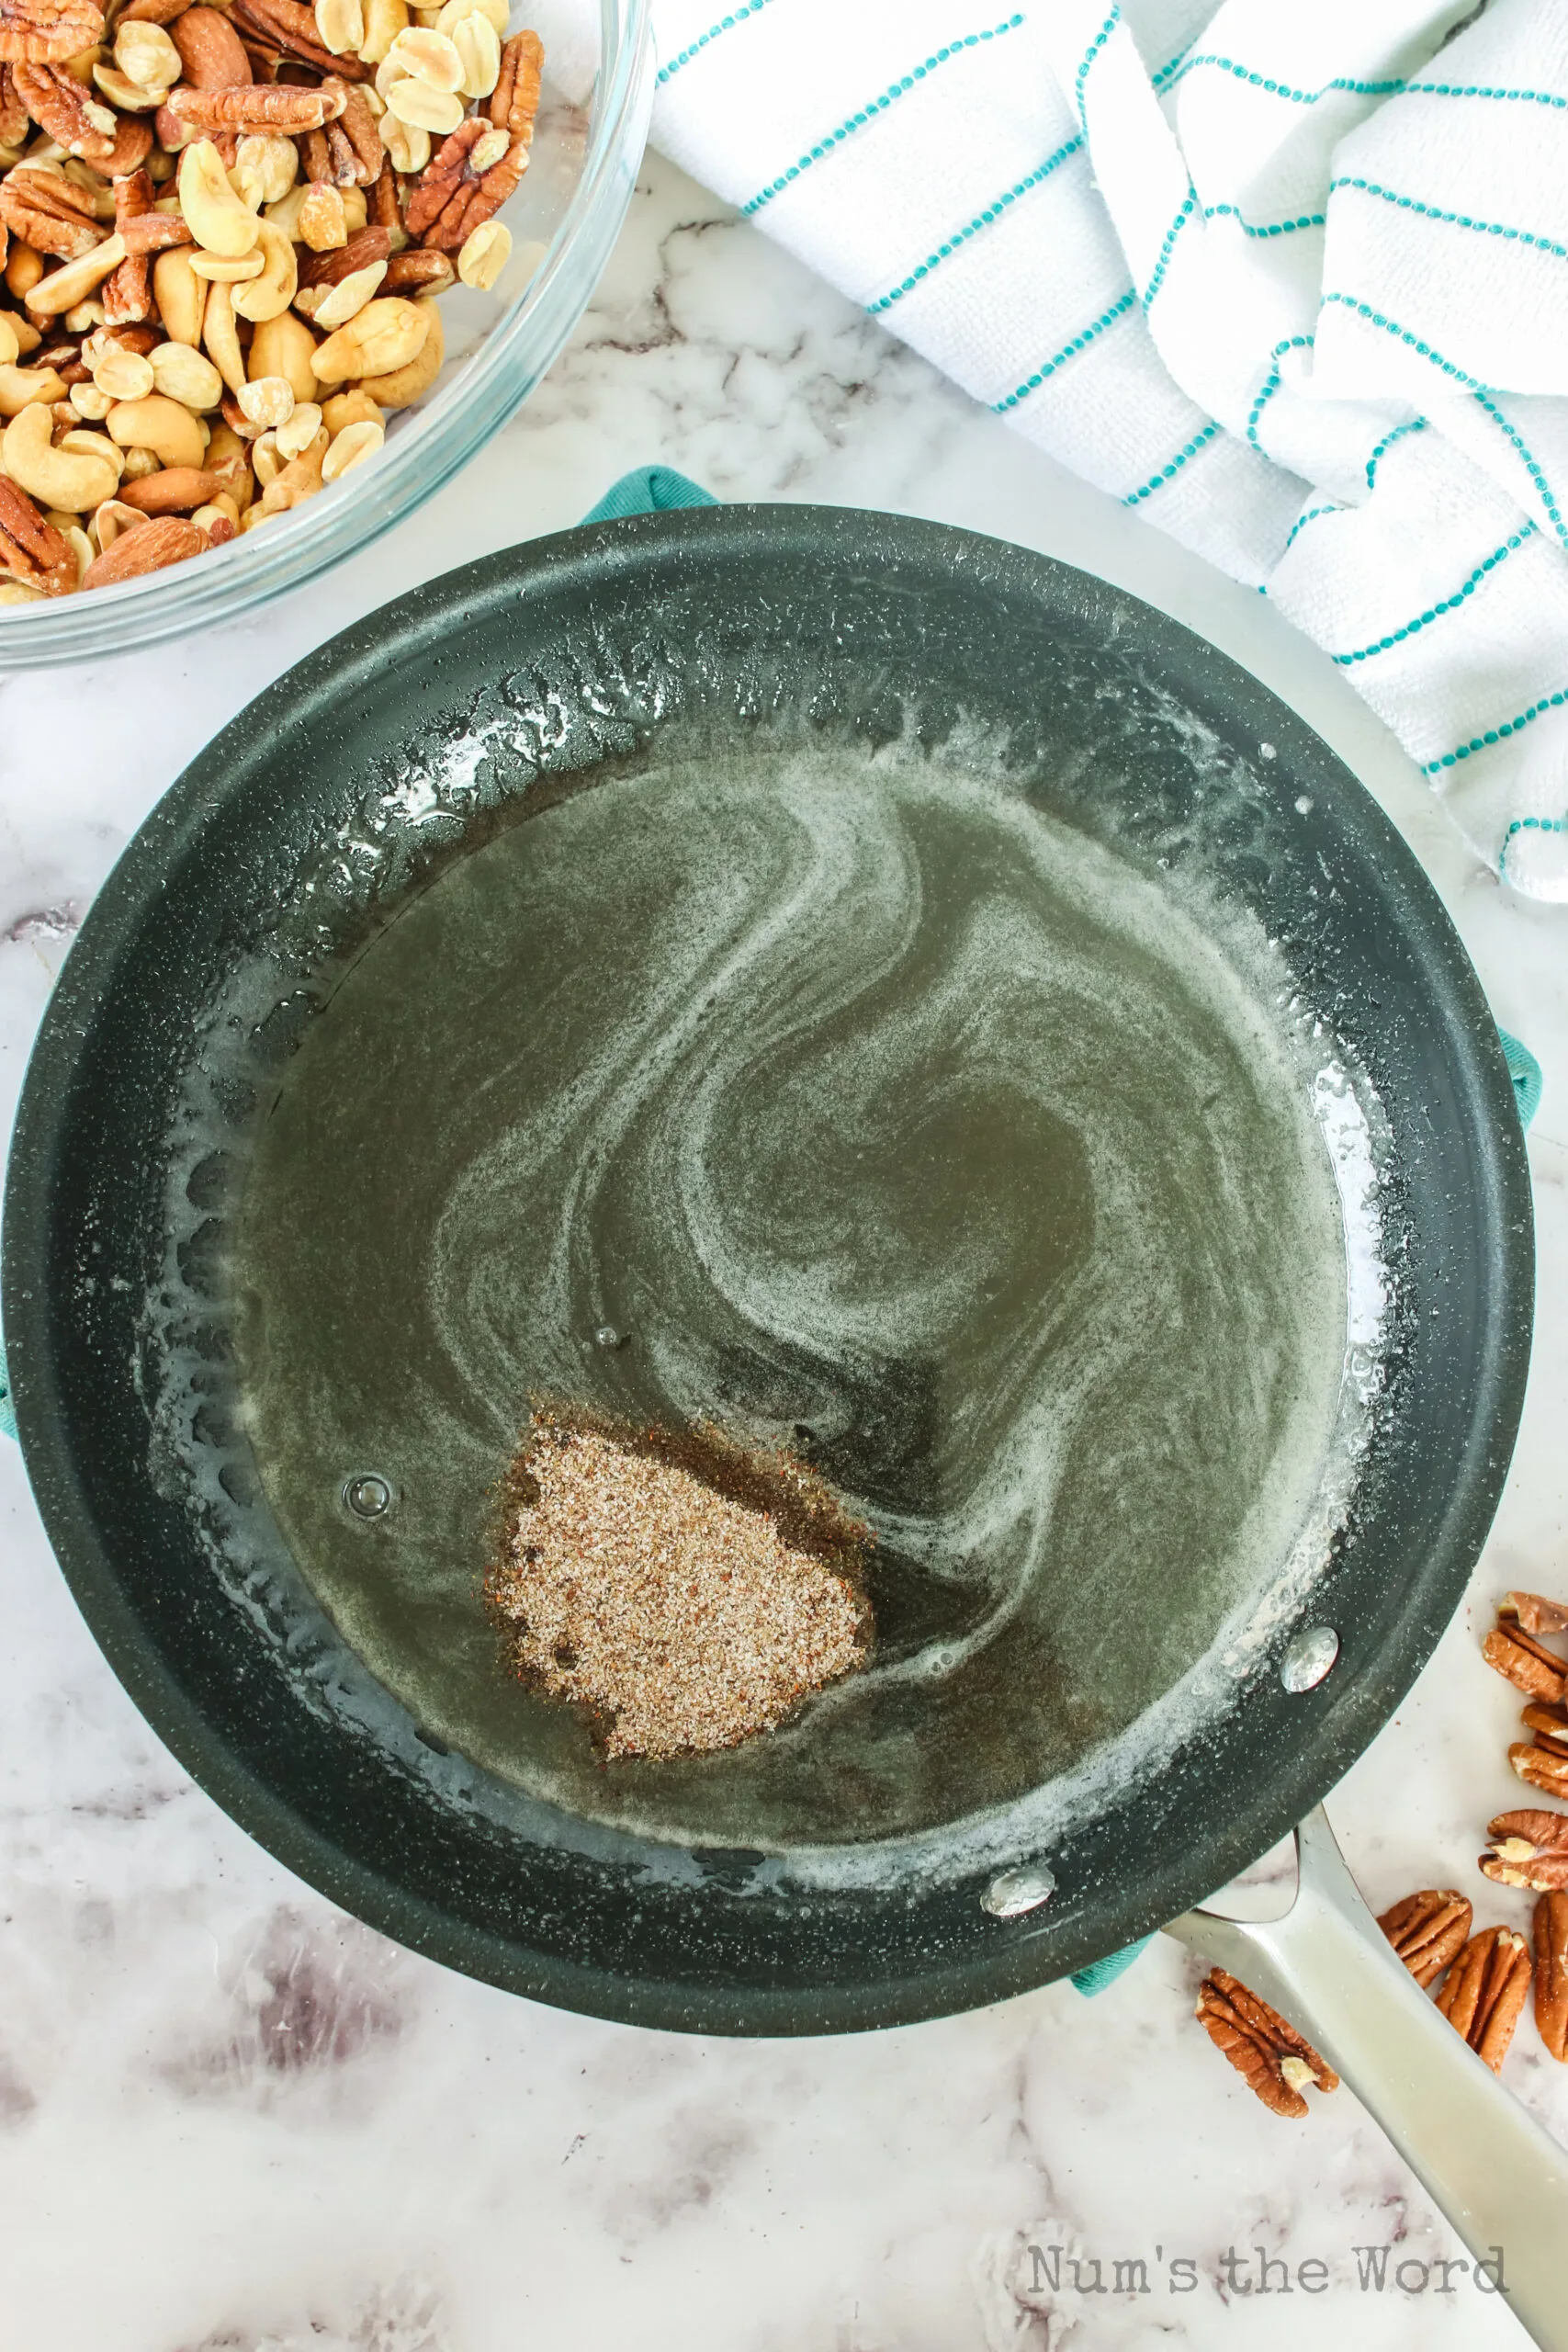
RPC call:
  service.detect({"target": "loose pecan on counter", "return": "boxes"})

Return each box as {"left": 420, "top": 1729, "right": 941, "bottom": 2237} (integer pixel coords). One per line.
{"left": 1434, "top": 1925, "right": 1532, "bottom": 2070}
{"left": 1537, "top": 1893, "right": 1568, "bottom": 2062}
{"left": 1377, "top": 1888, "right": 1472, "bottom": 1987}
{"left": 1483, "top": 1808, "right": 1568, "bottom": 1892}
{"left": 1196, "top": 1969, "right": 1338, "bottom": 2120}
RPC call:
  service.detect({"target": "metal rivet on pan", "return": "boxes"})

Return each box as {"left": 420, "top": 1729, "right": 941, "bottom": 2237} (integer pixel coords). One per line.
{"left": 1280, "top": 1625, "right": 1339, "bottom": 1692}
{"left": 593, "top": 1325, "right": 623, "bottom": 1350}
{"left": 982, "top": 1863, "right": 1056, "bottom": 1918}
{"left": 343, "top": 1473, "right": 392, "bottom": 1521}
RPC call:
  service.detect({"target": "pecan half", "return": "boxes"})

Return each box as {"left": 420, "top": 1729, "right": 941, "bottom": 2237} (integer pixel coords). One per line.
{"left": 1377, "top": 1888, "right": 1472, "bottom": 1988}
{"left": 0, "top": 475, "right": 74, "bottom": 594}
{"left": 1537, "top": 1892, "right": 1568, "bottom": 2062}
{"left": 81, "top": 511, "right": 205, "bottom": 588}
{"left": 382, "top": 244, "right": 452, "bottom": 295}
{"left": 1196, "top": 1969, "right": 1338, "bottom": 2120}
{"left": 1514, "top": 1731, "right": 1568, "bottom": 1796}
{"left": 1483, "top": 1808, "right": 1568, "bottom": 1892}
{"left": 0, "top": 165, "right": 102, "bottom": 261}
{"left": 489, "top": 28, "right": 541, "bottom": 148}
{"left": 1503, "top": 1590, "right": 1568, "bottom": 1639}
{"left": 172, "top": 5, "right": 250, "bottom": 87}
{"left": 1523, "top": 1698, "right": 1568, "bottom": 1749}
{"left": 321, "top": 74, "right": 379, "bottom": 185}
{"left": 0, "top": 0, "right": 105, "bottom": 66}
{"left": 14, "top": 62, "right": 119, "bottom": 164}
{"left": 298, "top": 221, "right": 387, "bottom": 286}
{"left": 1434, "top": 1925, "right": 1531, "bottom": 2070}
{"left": 229, "top": 0, "right": 368, "bottom": 80}
{"left": 0, "top": 61, "right": 29, "bottom": 145}
{"left": 406, "top": 115, "right": 520, "bottom": 251}
{"left": 1483, "top": 1619, "right": 1566, "bottom": 1705}
{"left": 169, "top": 81, "right": 339, "bottom": 133}
{"left": 101, "top": 167, "right": 153, "bottom": 326}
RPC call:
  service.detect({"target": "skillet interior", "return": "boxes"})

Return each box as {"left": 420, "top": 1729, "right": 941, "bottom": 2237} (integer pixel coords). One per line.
{"left": 1, "top": 507, "right": 1533, "bottom": 2031}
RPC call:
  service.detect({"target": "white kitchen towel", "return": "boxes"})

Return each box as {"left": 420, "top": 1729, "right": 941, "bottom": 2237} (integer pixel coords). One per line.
{"left": 604, "top": 0, "right": 1568, "bottom": 895}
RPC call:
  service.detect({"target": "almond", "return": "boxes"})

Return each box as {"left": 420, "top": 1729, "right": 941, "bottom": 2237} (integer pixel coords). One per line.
{"left": 81, "top": 510, "right": 205, "bottom": 585}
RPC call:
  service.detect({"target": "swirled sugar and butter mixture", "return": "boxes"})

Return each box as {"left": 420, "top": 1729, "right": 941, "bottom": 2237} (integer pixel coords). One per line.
{"left": 230, "top": 738, "right": 1368, "bottom": 1855}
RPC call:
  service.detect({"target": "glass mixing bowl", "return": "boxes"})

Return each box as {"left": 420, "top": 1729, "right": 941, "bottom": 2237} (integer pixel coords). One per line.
{"left": 0, "top": 0, "right": 651, "bottom": 668}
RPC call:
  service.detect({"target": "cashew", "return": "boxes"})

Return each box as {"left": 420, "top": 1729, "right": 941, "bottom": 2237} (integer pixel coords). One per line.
{"left": 63, "top": 300, "right": 107, "bottom": 335}
{"left": 248, "top": 310, "right": 320, "bottom": 402}
{"left": 202, "top": 279, "right": 246, "bottom": 395}
{"left": 107, "top": 393, "right": 207, "bottom": 469}
{"left": 0, "top": 581, "right": 47, "bottom": 606}
{"left": 149, "top": 341, "right": 224, "bottom": 411}
{"left": 58, "top": 429, "right": 124, "bottom": 477}
{"left": 0, "top": 315, "right": 22, "bottom": 368}
{"left": 28, "top": 235, "right": 126, "bottom": 319}
{"left": 204, "top": 421, "right": 254, "bottom": 510}
{"left": 188, "top": 249, "right": 266, "bottom": 283}
{"left": 252, "top": 428, "right": 283, "bottom": 487}
{"left": 152, "top": 248, "right": 208, "bottom": 348}
{"left": 3, "top": 403, "right": 120, "bottom": 512}
{"left": 178, "top": 140, "right": 262, "bottom": 259}
{"left": 0, "top": 364, "right": 66, "bottom": 418}
{"left": 321, "top": 416, "right": 383, "bottom": 481}
{"left": 385, "top": 76, "right": 463, "bottom": 133}
{"left": 320, "top": 388, "right": 383, "bottom": 435}
{"left": 9, "top": 317, "right": 40, "bottom": 357}
{"left": 265, "top": 184, "right": 311, "bottom": 242}
{"left": 355, "top": 296, "right": 442, "bottom": 408}
{"left": 358, "top": 0, "right": 408, "bottom": 62}
{"left": 341, "top": 187, "right": 369, "bottom": 235}
{"left": 457, "top": 219, "right": 509, "bottom": 292}
{"left": 231, "top": 216, "right": 298, "bottom": 323}
{"left": 310, "top": 295, "right": 429, "bottom": 384}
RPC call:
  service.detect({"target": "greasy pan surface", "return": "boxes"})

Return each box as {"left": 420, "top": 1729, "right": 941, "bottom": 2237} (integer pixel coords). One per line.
{"left": 2, "top": 508, "right": 1533, "bottom": 2032}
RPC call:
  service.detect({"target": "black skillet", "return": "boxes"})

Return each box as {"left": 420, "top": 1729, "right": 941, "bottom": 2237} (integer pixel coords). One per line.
{"left": 2, "top": 506, "right": 1534, "bottom": 2048}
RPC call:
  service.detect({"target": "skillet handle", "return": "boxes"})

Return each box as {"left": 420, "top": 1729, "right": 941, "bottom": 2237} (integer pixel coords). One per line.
{"left": 1164, "top": 1805, "right": 1568, "bottom": 2352}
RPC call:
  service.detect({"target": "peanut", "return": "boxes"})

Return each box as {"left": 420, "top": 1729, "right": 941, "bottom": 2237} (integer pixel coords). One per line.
{"left": 188, "top": 249, "right": 266, "bottom": 282}
{"left": 237, "top": 374, "right": 295, "bottom": 429}
{"left": 298, "top": 181, "right": 347, "bottom": 253}
{"left": 380, "top": 112, "right": 428, "bottom": 173}
{"left": 451, "top": 11, "right": 498, "bottom": 98}
{"left": 310, "top": 258, "right": 386, "bottom": 328}
{"left": 310, "top": 294, "right": 428, "bottom": 383}
{"left": 321, "top": 415, "right": 382, "bottom": 480}
{"left": 92, "top": 342, "right": 156, "bottom": 401}
{"left": 457, "top": 218, "right": 509, "bottom": 292}
{"left": 149, "top": 342, "right": 224, "bottom": 410}
{"left": 359, "top": 0, "right": 409, "bottom": 61}
{"left": 314, "top": 0, "right": 365, "bottom": 53}
{"left": 69, "top": 382, "right": 114, "bottom": 421}
{"left": 275, "top": 400, "right": 322, "bottom": 458}
{"left": 236, "top": 134, "right": 299, "bottom": 208}
{"left": 385, "top": 76, "right": 463, "bottom": 133}
{"left": 434, "top": 0, "right": 507, "bottom": 30}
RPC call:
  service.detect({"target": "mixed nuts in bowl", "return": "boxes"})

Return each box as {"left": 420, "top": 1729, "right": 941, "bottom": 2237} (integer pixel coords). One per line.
{"left": 0, "top": 0, "right": 650, "bottom": 662}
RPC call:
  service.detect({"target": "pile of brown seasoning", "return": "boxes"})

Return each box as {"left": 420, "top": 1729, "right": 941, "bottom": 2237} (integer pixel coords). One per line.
{"left": 486, "top": 1406, "right": 874, "bottom": 1761}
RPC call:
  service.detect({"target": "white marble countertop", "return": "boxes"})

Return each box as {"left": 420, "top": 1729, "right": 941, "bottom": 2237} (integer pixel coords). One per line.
{"left": 4, "top": 149, "right": 1568, "bottom": 2352}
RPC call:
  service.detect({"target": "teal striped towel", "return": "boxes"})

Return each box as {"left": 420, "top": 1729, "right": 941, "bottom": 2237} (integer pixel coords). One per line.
{"left": 593, "top": 0, "right": 1568, "bottom": 895}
